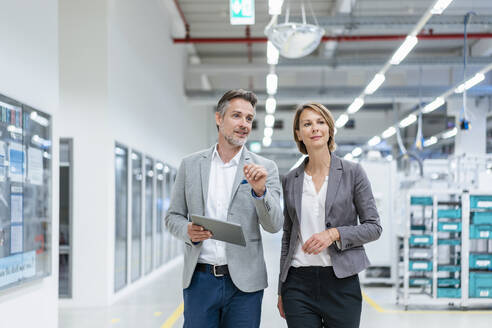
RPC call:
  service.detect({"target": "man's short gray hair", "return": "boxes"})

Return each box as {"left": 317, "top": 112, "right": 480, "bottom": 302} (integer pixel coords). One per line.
{"left": 216, "top": 89, "right": 258, "bottom": 118}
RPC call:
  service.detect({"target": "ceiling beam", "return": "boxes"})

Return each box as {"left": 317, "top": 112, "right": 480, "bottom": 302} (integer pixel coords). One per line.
{"left": 187, "top": 57, "right": 492, "bottom": 74}
{"left": 185, "top": 85, "right": 492, "bottom": 105}
{"left": 280, "top": 14, "right": 492, "bottom": 28}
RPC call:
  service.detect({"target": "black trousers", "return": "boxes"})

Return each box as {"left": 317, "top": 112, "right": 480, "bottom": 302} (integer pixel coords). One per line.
{"left": 281, "top": 266, "right": 362, "bottom": 328}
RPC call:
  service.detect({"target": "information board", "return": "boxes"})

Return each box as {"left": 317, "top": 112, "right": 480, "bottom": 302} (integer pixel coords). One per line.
{"left": 0, "top": 93, "right": 52, "bottom": 291}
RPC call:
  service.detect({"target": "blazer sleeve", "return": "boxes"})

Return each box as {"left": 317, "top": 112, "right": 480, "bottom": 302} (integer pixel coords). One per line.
{"left": 252, "top": 160, "right": 283, "bottom": 233}
{"left": 164, "top": 159, "right": 194, "bottom": 246}
{"left": 336, "top": 163, "right": 382, "bottom": 250}
{"left": 278, "top": 175, "right": 293, "bottom": 295}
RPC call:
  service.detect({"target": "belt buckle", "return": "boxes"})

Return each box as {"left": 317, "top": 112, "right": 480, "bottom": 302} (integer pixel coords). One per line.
{"left": 213, "top": 265, "right": 224, "bottom": 277}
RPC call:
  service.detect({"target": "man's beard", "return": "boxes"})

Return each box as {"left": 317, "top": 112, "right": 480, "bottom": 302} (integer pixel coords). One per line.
{"left": 220, "top": 125, "right": 248, "bottom": 146}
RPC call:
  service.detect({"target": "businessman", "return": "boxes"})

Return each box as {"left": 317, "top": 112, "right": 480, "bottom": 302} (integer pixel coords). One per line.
{"left": 165, "top": 89, "right": 283, "bottom": 328}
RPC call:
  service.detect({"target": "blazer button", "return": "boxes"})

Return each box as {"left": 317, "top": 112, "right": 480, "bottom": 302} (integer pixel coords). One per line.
{"left": 325, "top": 222, "right": 331, "bottom": 228}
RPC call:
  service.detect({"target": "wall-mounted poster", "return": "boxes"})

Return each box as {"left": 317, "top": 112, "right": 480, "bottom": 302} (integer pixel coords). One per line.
{"left": 8, "top": 142, "right": 25, "bottom": 183}
{"left": 28, "top": 147, "right": 43, "bottom": 185}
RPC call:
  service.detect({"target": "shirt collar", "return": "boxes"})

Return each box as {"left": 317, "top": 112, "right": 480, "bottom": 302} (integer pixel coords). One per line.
{"left": 212, "top": 144, "right": 243, "bottom": 166}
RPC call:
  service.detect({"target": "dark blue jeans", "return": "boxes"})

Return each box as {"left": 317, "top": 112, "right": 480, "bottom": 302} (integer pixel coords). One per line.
{"left": 183, "top": 269, "right": 264, "bottom": 328}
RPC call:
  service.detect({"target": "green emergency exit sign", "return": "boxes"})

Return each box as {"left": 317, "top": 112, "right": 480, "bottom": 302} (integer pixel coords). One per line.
{"left": 230, "top": 0, "right": 255, "bottom": 25}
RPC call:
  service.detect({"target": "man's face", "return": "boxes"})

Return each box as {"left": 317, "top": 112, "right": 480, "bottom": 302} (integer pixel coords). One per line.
{"left": 216, "top": 98, "right": 255, "bottom": 147}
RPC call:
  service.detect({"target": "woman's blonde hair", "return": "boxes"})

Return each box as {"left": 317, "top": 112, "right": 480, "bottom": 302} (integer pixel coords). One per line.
{"left": 293, "top": 102, "right": 337, "bottom": 154}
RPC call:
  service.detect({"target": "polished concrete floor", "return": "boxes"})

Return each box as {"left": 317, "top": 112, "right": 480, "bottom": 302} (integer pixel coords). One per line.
{"left": 59, "top": 232, "right": 492, "bottom": 327}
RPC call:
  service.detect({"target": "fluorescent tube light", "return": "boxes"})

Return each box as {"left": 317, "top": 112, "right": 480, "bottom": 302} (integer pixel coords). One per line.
{"left": 265, "top": 97, "right": 276, "bottom": 114}
{"left": 382, "top": 126, "right": 396, "bottom": 139}
{"left": 267, "top": 41, "right": 279, "bottom": 65}
{"left": 368, "top": 136, "right": 381, "bottom": 147}
{"left": 431, "top": 0, "right": 454, "bottom": 15}
{"left": 364, "top": 73, "right": 386, "bottom": 95}
{"left": 390, "top": 36, "right": 418, "bottom": 65}
{"left": 423, "top": 136, "right": 438, "bottom": 147}
{"left": 266, "top": 73, "right": 278, "bottom": 95}
{"left": 262, "top": 136, "right": 272, "bottom": 147}
{"left": 454, "top": 73, "right": 485, "bottom": 94}
{"left": 347, "top": 97, "right": 364, "bottom": 114}
{"left": 290, "top": 154, "right": 307, "bottom": 171}
{"left": 265, "top": 114, "right": 275, "bottom": 128}
{"left": 352, "top": 147, "right": 362, "bottom": 157}
{"left": 335, "top": 114, "right": 349, "bottom": 128}
{"left": 399, "top": 114, "right": 417, "bottom": 128}
{"left": 442, "top": 127, "right": 457, "bottom": 139}
{"left": 422, "top": 97, "right": 445, "bottom": 113}
{"left": 264, "top": 127, "right": 273, "bottom": 138}
{"left": 268, "top": 0, "right": 284, "bottom": 15}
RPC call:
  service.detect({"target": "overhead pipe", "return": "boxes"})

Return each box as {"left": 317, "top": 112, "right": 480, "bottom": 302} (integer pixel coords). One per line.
{"left": 173, "top": 33, "right": 492, "bottom": 44}
{"left": 173, "top": 0, "right": 190, "bottom": 38}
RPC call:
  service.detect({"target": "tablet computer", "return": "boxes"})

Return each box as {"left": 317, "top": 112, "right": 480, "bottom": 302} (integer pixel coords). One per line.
{"left": 190, "top": 214, "right": 246, "bottom": 247}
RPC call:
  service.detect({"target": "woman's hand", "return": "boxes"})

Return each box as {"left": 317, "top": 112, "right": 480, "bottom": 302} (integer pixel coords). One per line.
{"left": 277, "top": 295, "right": 285, "bottom": 319}
{"left": 302, "top": 228, "right": 340, "bottom": 255}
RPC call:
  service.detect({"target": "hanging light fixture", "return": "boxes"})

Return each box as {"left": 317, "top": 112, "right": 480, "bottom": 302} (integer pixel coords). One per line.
{"left": 265, "top": 0, "right": 325, "bottom": 59}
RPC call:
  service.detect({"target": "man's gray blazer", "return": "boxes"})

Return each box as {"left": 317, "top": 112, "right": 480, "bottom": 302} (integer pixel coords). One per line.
{"left": 279, "top": 155, "right": 382, "bottom": 293}
{"left": 165, "top": 146, "right": 283, "bottom": 292}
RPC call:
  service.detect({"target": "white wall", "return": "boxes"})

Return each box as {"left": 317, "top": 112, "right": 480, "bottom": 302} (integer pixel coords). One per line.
{"left": 58, "top": 0, "right": 209, "bottom": 308}
{"left": 0, "top": 0, "right": 59, "bottom": 327}
{"left": 108, "top": 0, "right": 209, "bottom": 167}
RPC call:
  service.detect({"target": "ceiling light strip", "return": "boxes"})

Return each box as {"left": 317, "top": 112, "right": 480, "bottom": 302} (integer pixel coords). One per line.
{"left": 336, "top": 0, "right": 452, "bottom": 129}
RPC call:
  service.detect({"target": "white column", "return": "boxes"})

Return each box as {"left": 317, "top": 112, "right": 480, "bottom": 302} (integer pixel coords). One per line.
{"left": 58, "top": 0, "right": 113, "bottom": 307}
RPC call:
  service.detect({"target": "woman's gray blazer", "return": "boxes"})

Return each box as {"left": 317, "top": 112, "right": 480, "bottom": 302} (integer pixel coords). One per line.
{"left": 279, "top": 154, "right": 382, "bottom": 293}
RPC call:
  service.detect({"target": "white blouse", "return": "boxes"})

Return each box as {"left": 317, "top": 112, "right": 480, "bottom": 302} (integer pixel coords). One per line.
{"left": 291, "top": 173, "right": 332, "bottom": 267}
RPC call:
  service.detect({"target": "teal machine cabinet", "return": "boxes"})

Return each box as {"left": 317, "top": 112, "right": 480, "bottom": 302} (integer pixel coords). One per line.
{"left": 397, "top": 190, "right": 492, "bottom": 309}
{"left": 466, "top": 194, "right": 492, "bottom": 303}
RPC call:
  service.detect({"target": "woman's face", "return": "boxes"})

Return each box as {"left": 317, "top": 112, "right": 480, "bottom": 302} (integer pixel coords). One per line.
{"left": 296, "top": 108, "right": 330, "bottom": 153}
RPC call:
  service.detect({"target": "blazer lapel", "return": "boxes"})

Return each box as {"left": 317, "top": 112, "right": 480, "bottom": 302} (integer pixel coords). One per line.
{"left": 200, "top": 146, "right": 214, "bottom": 215}
{"left": 325, "top": 154, "right": 343, "bottom": 222}
{"left": 293, "top": 158, "right": 306, "bottom": 226}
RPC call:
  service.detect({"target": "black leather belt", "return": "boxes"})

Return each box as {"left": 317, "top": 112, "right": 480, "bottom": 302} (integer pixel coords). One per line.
{"left": 196, "top": 263, "right": 229, "bottom": 277}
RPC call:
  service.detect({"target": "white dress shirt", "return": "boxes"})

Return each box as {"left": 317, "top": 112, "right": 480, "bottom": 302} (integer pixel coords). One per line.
{"left": 198, "top": 145, "right": 243, "bottom": 265}
{"left": 291, "top": 173, "right": 332, "bottom": 267}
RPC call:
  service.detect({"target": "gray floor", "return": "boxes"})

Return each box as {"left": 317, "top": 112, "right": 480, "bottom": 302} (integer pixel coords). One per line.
{"left": 59, "top": 232, "right": 492, "bottom": 327}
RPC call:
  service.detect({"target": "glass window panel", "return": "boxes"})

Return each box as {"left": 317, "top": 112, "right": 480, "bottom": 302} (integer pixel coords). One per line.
{"left": 59, "top": 166, "right": 70, "bottom": 247}
{"left": 164, "top": 169, "right": 172, "bottom": 261}
{"left": 59, "top": 141, "right": 71, "bottom": 298}
{"left": 155, "top": 162, "right": 164, "bottom": 267}
{"left": 144, "top": 157, "right": 153, "bottom": 274}
{"left": 131, "top": 151, "right": 142, "bottom": 282}
{"left": 59, "top": 253, "right": 70, "bottom": 297}
{"left": 114, "top": 144, "right": 128, "bottom": 291}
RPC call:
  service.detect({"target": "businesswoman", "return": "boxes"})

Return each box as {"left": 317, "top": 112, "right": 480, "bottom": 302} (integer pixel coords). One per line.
{"left": 277, "top": 103, "right": 382, "bottom": 328}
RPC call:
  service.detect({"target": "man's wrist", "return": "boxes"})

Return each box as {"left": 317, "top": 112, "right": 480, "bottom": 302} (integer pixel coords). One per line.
{"left": 253, "top": 188, "right": 265, "bottom": 197}
{"left": 251, "top": 187, "right": 267, "bottom": 199}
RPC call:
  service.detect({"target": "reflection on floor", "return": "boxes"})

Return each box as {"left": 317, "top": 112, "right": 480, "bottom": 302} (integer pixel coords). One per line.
{"left": 59, "top": 232, "right": 492, "bottom": 328}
